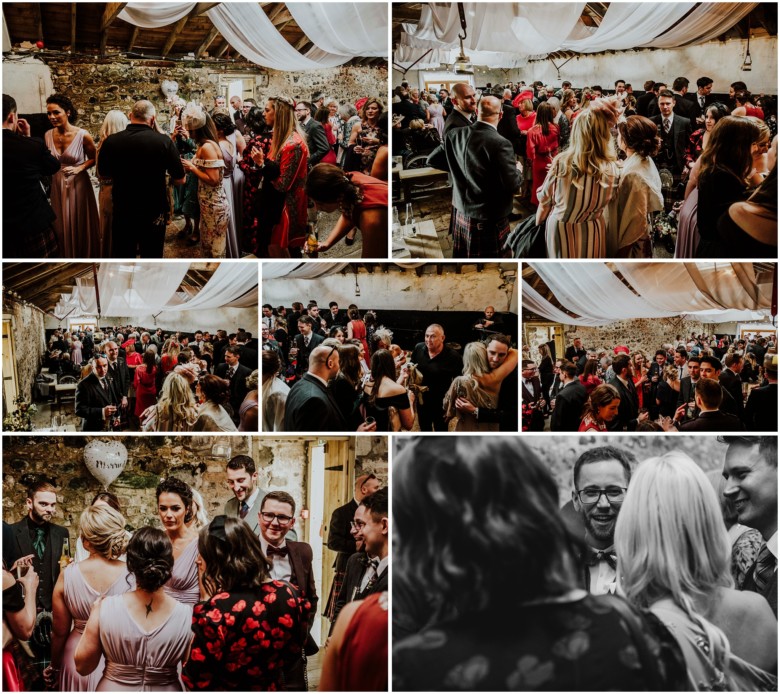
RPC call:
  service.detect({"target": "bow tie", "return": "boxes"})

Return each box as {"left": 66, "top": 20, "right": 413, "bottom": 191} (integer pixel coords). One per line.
{"left": 585, "top": 548, "right": 617, "bottom": 570}
{"left": 266, "top": 545, "right": 289, "bottom": 558}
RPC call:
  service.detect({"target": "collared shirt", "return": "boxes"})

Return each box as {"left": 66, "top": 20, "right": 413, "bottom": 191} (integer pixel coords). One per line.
{"left": 260, "top": 537, "right": 291, "bottom": 582}
{"left": 242, "top": 487, "right": 260, "bottom": 517}
{"left": 587, "top": 545, "right": 617, "bottom": 595}
{"left": 359, "top": 555, "right": 388, "bottom": 592}
{"left": 767, "top": 531, "right": 778, "bottom": 562}
{"left": 454, "top": 106, "right": 475, "bottom": 122}
{"left": 308, "top": 372, "right": 329, "bottom": 389}
{"left": 479, "top": 119, "right": 498, "bottom": 130}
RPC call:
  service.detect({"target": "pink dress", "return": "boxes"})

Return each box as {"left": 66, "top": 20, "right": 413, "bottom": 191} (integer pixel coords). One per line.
{"left": 45, "top": 128, "right": 100, "bottom": 258}
{"left": 163, "top": 538, "right": 199, "bottom": 605}
{"left": 95, "top": 595, "right": 192, "bottom": 691}
{"left": 133, "top": 365, "right": 158, "bottom": 417}
{"left": 59, "top": 563, "right": 131, "bottom": 691}
{"left": 71, "top": 340, "right": 83, "bottom": 365}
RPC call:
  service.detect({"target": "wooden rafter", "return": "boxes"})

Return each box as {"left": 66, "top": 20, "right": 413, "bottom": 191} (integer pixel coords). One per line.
{"left": 33, "top": 3, "right": 44, "bottom": 44}
{"left": 127, "top": 25, "right": 139, "bottom": 52}
{"left": 161, "top": 15, "right": 191, "bottom": 57}
{"left": 196, "top": 25, "right": 220, "bottom": 57}
{"left": 70, "top": 3, "right": 77, "bottom": 52}
{"left": 100, "top": 2, "right": 127, "bottom": 56}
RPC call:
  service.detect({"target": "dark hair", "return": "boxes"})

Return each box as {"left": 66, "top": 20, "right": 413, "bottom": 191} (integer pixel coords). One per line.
{"left": 696, "top": 377, "right": 723, "bottom": 409}
{"left": 367, "top": 349, "right": 397, "bottom": 405}
{"left": 696, "top": 76, "right": 714, "bottom": 89}
{"left": 126, "top": 527, "right": 174, "bottom": 592}
{"left": 227, "top": 454, "right": 256, "bottom": 475}
{"left": 348, "top": 307, "right": 361, "bottom": 321}
{"left": 91, "top": 491, "right": 121, "bottom": 513}
{"left": 336, "top": 344, "right": 361, "bottom": 387}
{"left": 653, "top": 82, "right": 667, "bottom": 92}
{"left": 561, "top": 361, "right": 577, "bottom": 379}
{"left": 244, "top": 106, "right": 266, "bottom": 137}
{"left": 748, "top": 163, "right": 777, "bottom": 211}
{"left": 675, "top": 347, "right": 688, "bottom": 359}
{"left": 212, "top": 112, "right": 236, "bottom": 136}
{"left": 731, "top": 81, "right": 747, "bottom": 91}
{"left": 298, "top": 101, "right": 313, "bottom": 115}
{"left": 156, "top": 477, "right": 194, "bottom": 523}
{"left": 359, "top": 486, "right": 388, "bottom": 521}
{"left": 143, "top": 349, "right": 156, "bottom": 370}
{"left": 3, "top": 94, "right": 16, "bottom": 122}
{"left": 198, "top": 516, "right": 270, "bottom": 595}
{"left": 262, "top": 349, "right": 281, "bottom": 378}
{"left": 261, "top": 490, "right": 296, "bottom": 515}
{"left": 190, "top": 111, "right": 220, "bottom": 146}
{"left": 198, "top": 374, "right": 230, "bottom": 405}
{"left": 705, "top": 102, "right": 729, "bottom": 124}
{"left": 573, "top": 445, "right": 635, "bottom": 489}
{"left": 719, "top": 436, "right": 777, "bottom": 469}
{"left": 655, "top": 349, "right": 667, "bottom": 359}
{"left": 615, "top": 79, "right": 626, "bottom": 87}
{"left": 699, "top": 355, "right": 722, "bottom": 372}
{"left": 484, "top": 333, "right": 511, "bottom": 349}
{"left": 617, "top": 115, "right": 661, "bottom": 158}
{"left": 612, "top": 353, "right": 631, "bottom": 376}
{"left": 46, "top": 94, "right": 78, "bottom": 124}
{"left": 672, "top": 76, "right": 689, "bottom": 92}
{"left": 658, "top": 89, "right": 675, "bottom": 100}
{"left": 328, "top": 325, "right": 344, "bottom": 338}
{"left": 314, "top": 107, "right": 331, "bottom": 125}
{"left": 582, "top": 358, "right": 599, "bottom": 379}
{"left": 225, "top": 345, "right": 241, "bottom": 358}
{"left": 394, "top": 437, "right": 580, "bottom": 613}
{"left": 687, "top": 355, "right": 702, "bottom": 365}
{"left": 305, "top": 164, "right": 364, "bottom": 219}
{"left": 535, "top": 102, "right": 556, "bottom": 136}
{"left": 297, "top": 315, "right": 315, "bottom": 328}
{"left": 27, "top": 480, "right": 57, "bottom": 499}
{"left": 734, "top": 90, "right": 752, "bottom": 106}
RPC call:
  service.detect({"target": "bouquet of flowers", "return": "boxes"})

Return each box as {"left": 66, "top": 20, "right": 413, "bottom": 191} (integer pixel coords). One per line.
{"left": 3, "top": 397, "right": 38, "bottom": 431}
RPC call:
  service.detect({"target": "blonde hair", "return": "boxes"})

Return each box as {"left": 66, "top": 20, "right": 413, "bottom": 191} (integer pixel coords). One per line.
{"left": 553, "top": 103, "right": 617, "bottom": 182}
{"left": 99, "top": 110, "right": 129, "bottom": 145}
{"left": 156, "top": 372, "right": 198, "bottom": 431}
{"left": 462, "top": 341, "right": 490, "bottom": 378}
{"left": 268, "top": 97, "right": 307, "bottom": 160}
{"left": 79, "top": 505, "right": 127, "bottom": 560}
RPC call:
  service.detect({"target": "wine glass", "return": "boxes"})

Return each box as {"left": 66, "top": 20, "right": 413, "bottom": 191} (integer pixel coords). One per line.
{"left": 404, "top": 203, "right": 416, "bottom": 237}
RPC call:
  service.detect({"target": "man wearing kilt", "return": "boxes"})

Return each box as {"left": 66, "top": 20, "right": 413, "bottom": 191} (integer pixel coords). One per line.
{"left": 651, "top": 90, "right": 692, "bottom": 213}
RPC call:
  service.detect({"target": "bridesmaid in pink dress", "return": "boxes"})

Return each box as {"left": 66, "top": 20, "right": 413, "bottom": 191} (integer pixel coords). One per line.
{"left": 156, "top": 477, "right": 200, "bottom": 605}
{"left": 74, "top": 527, "right": 192, "bottom": 691}
{"left": 45, "top": 94, "right": 100, "bottom": 257}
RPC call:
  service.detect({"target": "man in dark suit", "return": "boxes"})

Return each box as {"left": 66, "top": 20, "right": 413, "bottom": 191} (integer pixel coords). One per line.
{"left": 564, "top": 338, "right": 587, "bottom": 367}
{"left": 284, "top": 344, "right": 348, "bottom": 432}
{"left": 439, "top": 88, "right": 454, "bottom": 116}
{"left": 719, "top": 352, "right": 745, "bottom": 423}
{"left": 235, "top": 330, "right": 258, "bottom": 371}
{"left": 744, "top": 355, "right": 777, "bottom": 431}
{"left": 466, "top": 334, "right": 519, "bottom": 432}
{"left": 258, "top": 491, "right": 319, "bottom": 690}
{"left": 551, "top": 361, "right": 588, "bottom": 432}
{"left": 646, "top": 81, "right": 667, "bottom": 118}
{"left": 291, "top": 315, "right": 325, "bottom": 376}
{"left": 323, "top": 301, "right": 346, "bottom": 329}
{"left": 670, "top": 77, "right": 697, "bottom": 120}
{"left": 75, "top": 356, "right": 121, "bottom": 431}
{"left": 651, "top": 90, "right": 691, "bottom": 211}
{"left": 699, "top": 354, "right": 741, "bottom": 420}
{"left": 676, "top": 355, "right": 701, "bottom": 422}
{"left": 442, "top": 82, "right": 476, "bottom": 136}
{"left": 3, "top": 481, "right": 69, "bottom": 679}
{"left": 521, "top": 360, "right": 546, "bottom": 431}
{"left": 684, "top": 76, "right": 715, "bottom": 124}
{"left": 635, "top": 80, "right": 658, "bottom": 117}
{"left": 607, "top": 354, "right": 648, "bottom": 431}
{"left": 428, "top": 95, "right": 520, "bottom": 258}
{"left": 548, "top": 358, "right": 564, "bottom": 404}
{"left": 3, "top": 94, "right": 60, "bottom": 257}
{"left": 214, "top": 346, "right": 252, "bottom": 424}
{"left": 295, "top": 101, "right": 331, "bottom": 168}
{"left": 105, "top": 341, "right": 131, "bottom": 415}
{"left": 677, "top": 377, "right": 744, "bottom": 431}
{"left": 491, "top": 87, "right": 522, "bottom": 157}
{"left": 394, "top": 90, "right": 427, "bottom": 128}
{"left": 722, "top": 437, "right": 778, "bottom": 617}
{"left": 330, "top": 488, "right": 388, "bottom": 628}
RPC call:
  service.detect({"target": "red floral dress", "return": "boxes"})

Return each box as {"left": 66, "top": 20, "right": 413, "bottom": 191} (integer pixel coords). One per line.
{"left": 182, "top": 581, "right": 308, "bottom": 691}
{"left": 238, "top": 131, "right": 273, "bottom": 252}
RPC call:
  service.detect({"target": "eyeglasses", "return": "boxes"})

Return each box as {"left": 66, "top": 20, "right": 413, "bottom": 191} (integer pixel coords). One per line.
{"left": 260, "top": 512, "right": 294, "bottom": 526}
{"left": 575, "top": 487, "right": 627, "bottom": 505}
{"left": 326, "top": 346, "right": 338, "bottom": 364}
{"left": 350, "top": 520, "right": 367, "bottom": 530}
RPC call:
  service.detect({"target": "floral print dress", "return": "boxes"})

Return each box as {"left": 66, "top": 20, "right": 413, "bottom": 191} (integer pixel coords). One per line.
{"left": 182, "top": 581, "right": 309, "bottom": 691}
{"left": 238, "top": 130, "right": 273, "bottom": 252}
{"left": 193, "top": 156, "right": 229, "bottom": 258}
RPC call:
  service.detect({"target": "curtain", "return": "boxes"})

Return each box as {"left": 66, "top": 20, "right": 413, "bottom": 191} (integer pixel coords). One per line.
{"left": 159, "top": 262, "right": 258, "bottom": 313}
{"left": 262, "top": 262, "right": 352, "bottom": 280}
{"left": 644, "top": 2, "right": 758, "bottom": 48}
{"left": 287, "top": 3, "right": 387, "bottom": 58}
{"left": 206, "top": 4, "right": 350, "bottom": 71}
{"left": 118, "top": 3, "right": 196, "bottom": 28}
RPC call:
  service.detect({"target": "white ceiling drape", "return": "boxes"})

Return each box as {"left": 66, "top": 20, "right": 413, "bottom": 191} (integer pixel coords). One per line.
{"left": 286, "top": 3, "right": 387, "bottom": 58}
{"left": 262, "top": 262, "right": 352, "bottom": 280}
{"left": 159, "top": 262, "right": 258, "bottom": 313}
{"left": 118, "top": 2, "right": 196, "bottom": 28}
{"left": 640, "top": 2, "right": 758, "bottom": 48}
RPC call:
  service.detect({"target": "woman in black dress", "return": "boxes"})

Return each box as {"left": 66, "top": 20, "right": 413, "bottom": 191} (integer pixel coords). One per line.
{"left": 361, "top": 349, "right": 413, "bottom": 432}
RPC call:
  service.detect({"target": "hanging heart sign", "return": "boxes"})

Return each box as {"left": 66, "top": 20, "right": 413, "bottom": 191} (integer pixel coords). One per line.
{"left": 84, "top": 440, "right": 128, "bottom": 489}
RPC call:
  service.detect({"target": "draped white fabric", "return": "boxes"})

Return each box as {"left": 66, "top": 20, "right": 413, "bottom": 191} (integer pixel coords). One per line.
{"left": 262, "top": 262, "right": 352, "bottom": 280}
{"left": 640, "top": 2, "right": 758, "bottom": 48}
{"left": 560, "top": 3, "right": 696, "bottom": 53}
{"left": 286, "top": 3, "right": 387, "bottom": 58}
{"left": 206, "top": 4, "right": 349, "bottom": 71}
{"left": 159, "top": 263, "right": 258, "bottom": 313}
{"left": 525, "top": 262, "right": 773, "bottom": 326}
{"left": 119, "top": 3, "right": 196, "bottom": 28}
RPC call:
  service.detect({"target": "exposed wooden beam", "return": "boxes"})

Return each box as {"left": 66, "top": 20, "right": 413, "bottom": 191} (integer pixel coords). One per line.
{"left": 196, "top": 25, "right": 220, "bottom": 57}
{"left": 33, "top": 3, "right": 44, "bottom": 44}
{"left": 295, "top": 38, "right": 312, "bottom": 54}
{"left": 161, "top": 14, "right": 190, "bottom": 56}
{"left": 214, "top": 40, "right": 230, "bottom": 58}
{"left": 270, "top": 8, "right": 292, "bottom": 26}
{"left": 192, "top": 2, "right": 220, "bottom": 15}
{"left": 276, "top": 18, "right": 294, "bottom": 33}
{"left": 127, "top": 25, "right": 139, "bottom": 52}
{"left": 7, "top": 265, "right": 82, "bottom": 291}
{"left": 70, "top": 3, "right": 77, "bottom": 53}
{"left": 100, "top": 2, "right": 127, "bottom": 55}
{"left": 267, "top": 4, "right": 287, "bottom": 23}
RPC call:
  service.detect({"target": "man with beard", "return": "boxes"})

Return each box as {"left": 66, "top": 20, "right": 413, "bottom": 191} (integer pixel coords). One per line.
{"left": 571, "top": 446, "right": 635, "bottom": 594}
{"left": 3, "top": 481, "right": 69, "bottom": 682}
{"left": 223, "top": 455, "right": 269, "bottom": 536}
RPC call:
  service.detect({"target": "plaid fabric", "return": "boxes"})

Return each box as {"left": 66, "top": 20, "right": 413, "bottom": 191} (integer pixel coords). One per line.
{"left": 324, "top": 569, "right": 347, "bottom": 621}
{"left": 6, "top": 224, "right": 59, "bottom": 258}
{"left": 452, "top": 207, "right": 511, "bottom": 259}
{"left": 661, "top": 171, "right": 685, "bottom": 213}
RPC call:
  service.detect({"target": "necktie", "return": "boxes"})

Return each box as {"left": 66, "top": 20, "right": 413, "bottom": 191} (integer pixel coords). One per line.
{"left": 304, "top": 336, "right": 310, "bottom": 347}
{"left": 364, "top": 558, "right": 380, "bottom": 591}
{"left": 227, "top": 367, "right": 235, "bottom": 380}
{"left": 700, "top": 96, "right": 705, "bottom": 109}
{"left": 663, "top": 118, "right": 670, "bottom": 134}
{"left": 239, "top": 501, "right": 249, "bottom": 519}
{"left": 753, "top": 543, "right": 776, "bottom": 592}
{"left": 266, "top": 545, "right": 289, "bottom": 559}
{"left": 585, "top": 548, "right": 617, "bottom": 570}
{"left": 100, "top": 378, "right": 108, "bottom": 392}
{"left": 33, "top": 527, "right": 46, "bottom": 559}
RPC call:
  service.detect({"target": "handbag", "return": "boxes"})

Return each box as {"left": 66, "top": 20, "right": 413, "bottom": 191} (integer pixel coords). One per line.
{"left": 504, "top": 213, "right": 548, "bottom": 258}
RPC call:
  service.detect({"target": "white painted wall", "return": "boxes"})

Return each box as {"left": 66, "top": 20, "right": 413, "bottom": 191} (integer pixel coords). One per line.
{"left": 263, "top": 265, "right": 518, "bottom": 314}
{"left": 43, "top": 307, "right": 258, "bottom": 333}
{"left": 2, "top": 56, "right": 55, "bottom": 112}
{"left": 395, "top": 36, "right": 777, "bottom": 95}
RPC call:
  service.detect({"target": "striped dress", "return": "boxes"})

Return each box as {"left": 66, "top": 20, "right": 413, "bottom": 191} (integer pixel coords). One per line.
{"left": 541, "top": 158, "right": 621, "bottom": 258}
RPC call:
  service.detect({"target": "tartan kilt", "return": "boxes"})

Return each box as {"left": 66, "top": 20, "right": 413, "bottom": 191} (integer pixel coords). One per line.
{"left": 452, "top": 207, "right": 511, "bottom": 259}
{"left": 661, "top": 171, "right": 685, "bottom": 213}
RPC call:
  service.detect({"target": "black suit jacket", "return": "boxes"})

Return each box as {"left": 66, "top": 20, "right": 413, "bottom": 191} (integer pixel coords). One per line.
{"left": 323, "top": 310, "right": 347, "bottom": 329}
{"left": 679, "top": 409, "right": 744, "bottom": 431}
{"left": 744, "top": 383, "right": 778, "bottom": 431}
{"left": 684, "top": 92, "right": 714, "bottom": 122}
{"left": 292, "top": 332, "right": 324, "bottom": 374}
{"left": 497, "top": 103, "right": 523, "bottom": 155}
{"left": 301, "top": 118, "right": 331, "bottom": 168}
{"left": 672, "top": 93, "right": 697, "bottom": 120}
{"left": 551, "top": 380, "right": 588, "bottom": 432}
{"left": 75, "top": 372, "right": 120, "bottom": 431}
{"left": 330, "top": 551, "right": 388, "bottom": 632}
{"left": 427, "top": 121, "right": 520, "bottom": 219}
{"left": 286, "top": 540, "right": 319, "bottom": 655}
{"left": 719, "top": 369, "right": 745, "bottom": 421}
{"left": 327, "top": 500, "right": 358, "bottom": 573}
{"left": 283, "top": 373, "right": 347, "bottom": 432}
{"left": 651, "top": 113, "right": 692, "bottom": 173}
{"left": 606, "top": 375, "right": 639, "bottom": 431}
{"left": 742, "top": 553, "right": 778, "bottom": 618}
{"left": 215, "top": 362, "right": 252, "bottom": 418}
{"left": 237, "top": 345, "right": 258, "bottom": 371}
{"left": 4, "top": 518, "right": 68, "bottom": 611}
{"left": 442, "top": 108, "right": 472, "bottom": 137}
{"left": 107, "top": 359, "right": 131, "bottom": 398}
{"left": 476, "top": 367, "right": 518, "bottom": 432}
{"left": 2, "top": 129, "right": 60, "bottom": 243}
{"left": 635, "top": 92, "right": 656, "bottom": 118}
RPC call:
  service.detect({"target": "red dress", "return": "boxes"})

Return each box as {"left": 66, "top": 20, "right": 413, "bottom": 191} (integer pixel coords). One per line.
{"left": 238, "top": 130, "right": 274, "bottom": 252}
{"left": 333, "top": 592, "right": 388, "bottom": 691}
{"left": 349, "top": 319, "right": 369, "bottom": 357}
{"left": 526, "top": 124, "right": 559, "bottom": 206}
{"left": 350, "top": 171, "right": 388, "bottom": 213}
{"left": 182, "top": 581, "right": 308, "bottom": 691}
{"left": 579, "top": 413, "right": 607, "bottom": 432}
{"left": 268, "top": 132, "right": 309, "bottom": 250}
{"left": 133, "top": 364, "right": 158, "bottom": 417}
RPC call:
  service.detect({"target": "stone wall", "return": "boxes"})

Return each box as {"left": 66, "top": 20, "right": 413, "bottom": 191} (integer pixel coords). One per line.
{"left": 2, "top": 435, "right": 388, "bottom": 546}
{"left": 3, "top": 299, "right": 47, "bottom": 405}
{"left": 524, "top": 317, "right": 708, "bottom": 359}
{"left": 12, "top": 55, "right": 386, "bottom": 139}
